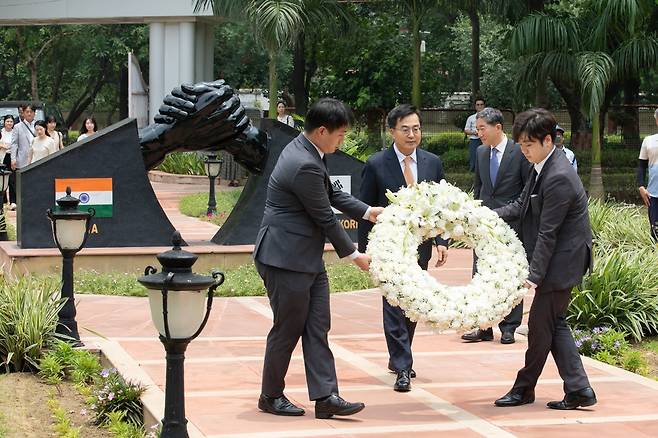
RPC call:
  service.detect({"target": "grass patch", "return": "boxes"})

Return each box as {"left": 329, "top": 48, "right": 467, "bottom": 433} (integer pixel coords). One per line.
{"left": 631, "top": 337, "right": 658, "bottom": 380}
{"left": 179, "top": 190, "right": 242, "bottom": 226}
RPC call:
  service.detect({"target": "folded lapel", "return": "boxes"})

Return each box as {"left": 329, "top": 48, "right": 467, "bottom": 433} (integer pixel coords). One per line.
{"left": 480, "top": 146, "right": 493, "bottom": 193}
{"left": 416, "top": 148, "right": 428, "bottom": 183}
{"left": 494, "top": 140, "right": 514, "bottom": 188}
{"left": 385, "top": 146, "right": 406, "bottom": 188}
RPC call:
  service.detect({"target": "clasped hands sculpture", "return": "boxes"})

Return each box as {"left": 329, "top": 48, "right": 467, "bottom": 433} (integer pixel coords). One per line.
{"left": 139, "top": 80, "right": 269, "bottom": 174}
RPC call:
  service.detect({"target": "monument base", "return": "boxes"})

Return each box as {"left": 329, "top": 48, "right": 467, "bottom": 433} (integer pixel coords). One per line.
{"left": 0, "top": 242, "right": 340, "bottom": 277}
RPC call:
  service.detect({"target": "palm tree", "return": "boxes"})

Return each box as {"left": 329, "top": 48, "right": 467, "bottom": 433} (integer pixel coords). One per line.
{"left": 194, "top": 0, "right": 305, "bottom": 117}
{"left": 511, "top": 0, "right": 658, "bottom": 198}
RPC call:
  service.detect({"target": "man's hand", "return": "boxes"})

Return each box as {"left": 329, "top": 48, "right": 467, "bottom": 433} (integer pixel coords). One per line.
{"left": 367, "top": 206, "right": 385, "bottom": 223}
{"left": 353, "top": 253, "right": 372, "bottom": 271}
{"left": 640, "top": 186, "right": 650, "bottom": 207}
{"left": 10, "top": 160, "right": 16, "bottom": 171}
{"left": 434, "top": 245, "right": 448, "bottom": 267}
{"left": 524, "top": 280, "right": 536, "bottom": 290}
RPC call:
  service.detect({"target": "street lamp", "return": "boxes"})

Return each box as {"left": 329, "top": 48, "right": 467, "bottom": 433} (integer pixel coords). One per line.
{"left": 0, "top": 165, "right": 11, "bottom": 241}
{"left": 204, "top": 154, "right": 223, "bottom": 216}
{"left": 138, "top": 231, "right": 224, "bottom": 438}
{"left": 46, "top": 186, "right": 95, "bottom": 346}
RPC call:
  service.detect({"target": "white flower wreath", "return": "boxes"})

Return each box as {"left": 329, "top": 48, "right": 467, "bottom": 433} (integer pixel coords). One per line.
{"left": 367, "top": 180, "right": 529, "bottom": 331}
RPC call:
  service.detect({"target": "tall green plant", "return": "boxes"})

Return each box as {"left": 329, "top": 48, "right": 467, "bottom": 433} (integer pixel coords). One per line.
{"left": 0, "top": 277, "right": 65, "bottom": 372}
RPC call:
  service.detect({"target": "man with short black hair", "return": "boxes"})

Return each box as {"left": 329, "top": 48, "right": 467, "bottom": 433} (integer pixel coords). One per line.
{"left": 254, "top": 98, "right": 383, "bottom": 419}
{"left": 9, "top": 103, "right": 36, "bottom": 210}
{"left": 554, "top": 125, "right": 577, "bottom": 172}
{"left": 464, "top": 98, "right": 486, "bottom": 171}
{"left": 358, "top": 104, "right": 448, "bottom": 392}
{"left": 461, "top": 107, "right": 532, "bottom": 345}
{"left": 493, "top": 108, "right": 595, "bottom": 410}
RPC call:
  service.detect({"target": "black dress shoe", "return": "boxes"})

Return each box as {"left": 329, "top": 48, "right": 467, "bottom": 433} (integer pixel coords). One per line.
{"left": 461, "top": 328, "right": 494, "bottom": 342}
{"left": 388, "top": 365, "right": 416, "bottom": 378}
{"left": 494, "top": 388, "right": 535, "bottom": 407}
{"left": 500, "top": 331, "right": 515, "bottom": 344}
{"left": 315, "top": 394, "right": 365, "bottom": 419}
{"left": 258, "top": 394, "right": 305, "bottom": 416}
{"left": 547, "top": 386, "right": 597, "bottom": 410}
{"left": 393, "top": 370, "right": 411, "bottom": 392}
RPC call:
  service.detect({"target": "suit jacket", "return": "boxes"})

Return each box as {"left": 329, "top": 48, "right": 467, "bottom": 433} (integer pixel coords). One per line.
{"left": 254, "top": 133, "right": 368, "bottom": 274}
{"left": 358, "top": 145, "right": 447, "bottom": 268}
{"left": 10, "top": 120, "right": 34, "bottom": 168}
{"left": 496, "top": 150, "right": 592, "bottom": 291}
{"left": 474, "top": 140, "right": 532, "bottom": 232}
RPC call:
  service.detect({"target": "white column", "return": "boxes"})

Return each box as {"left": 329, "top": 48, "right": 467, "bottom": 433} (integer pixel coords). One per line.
{"left": 179, "top": 22, "right": 195, "bottom": 84}
{"left": 163, "top": 22, "right": 180, "bottom": 96}
{"left": 194, "top": 22, "right": 206, "bottom": 83}
{"left": 149, "top": 22, "right": 165, "bottom": 124}
{"left": 204, "top": 23, "right": 215, "bottom": 81}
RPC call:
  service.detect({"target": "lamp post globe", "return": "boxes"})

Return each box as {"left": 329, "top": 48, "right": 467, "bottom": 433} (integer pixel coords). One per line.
{"left": 46, "top": 186, "right": 95, "bottom": 346}
{"left": 0, "top": 165, "right": 11, "bottom": 241}
{"left": 138, "top": 231, "right": 224, "bottom": 437}
{"left": 204, "top": 154, "right": 223, "bottom": 216}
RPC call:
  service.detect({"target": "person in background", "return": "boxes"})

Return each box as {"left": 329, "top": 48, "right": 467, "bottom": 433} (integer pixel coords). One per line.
{"left": 29, "top": 120, "right": 57, "bottom": 164}
{"left": 46, "top": 116, "right": 64, "bottom": 150}
{"left": 464, "top": 98, "right": 486, "bottom": 172}
{"left": 554, "top": 125, "right": 577, "bottom": 172}
{"left": 10, "top": 103, "right": 37, "bottom": 210}
{"left": 77, "top": 117, "right": 97, "bottom": 141}
{"left": 276, "top": 101, "right": 295, "bottom": 127}
{"left": 637, "top": 108, "right": 658, "bottom": 240}
{"left": 0, "top": 115, "right": 14, "bottom": 205}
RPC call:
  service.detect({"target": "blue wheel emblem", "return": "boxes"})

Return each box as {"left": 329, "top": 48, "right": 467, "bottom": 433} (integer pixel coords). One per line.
{"left": 79, "top": 193, "right": 90, "bottom": 204}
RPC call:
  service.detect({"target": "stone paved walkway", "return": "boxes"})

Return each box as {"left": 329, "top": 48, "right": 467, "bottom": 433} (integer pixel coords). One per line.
{"left": 44, "top": 177, "right": 658, "bottom": 437}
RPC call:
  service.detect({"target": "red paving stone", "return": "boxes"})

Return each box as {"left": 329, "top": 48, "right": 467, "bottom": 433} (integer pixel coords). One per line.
{"left": 67, "top": 180, "right": 658, "bottom": 437}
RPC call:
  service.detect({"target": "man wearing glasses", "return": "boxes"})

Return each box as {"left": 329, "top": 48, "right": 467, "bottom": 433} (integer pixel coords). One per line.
{"left": 358, "top": 104, "right": 448, "bottom": 393}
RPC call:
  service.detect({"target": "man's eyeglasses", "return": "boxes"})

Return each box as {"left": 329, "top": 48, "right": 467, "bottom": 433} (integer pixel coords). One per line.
{"left": 396, "top": 127, "right": 421, "bottom": 135}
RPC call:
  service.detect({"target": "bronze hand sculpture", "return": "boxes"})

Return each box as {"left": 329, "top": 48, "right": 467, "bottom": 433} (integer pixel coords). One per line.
{"left": 139, "top": 80, "right": 269, "bottom": 174}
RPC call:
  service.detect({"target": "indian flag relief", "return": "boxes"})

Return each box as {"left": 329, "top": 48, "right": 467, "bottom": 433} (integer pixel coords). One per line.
{"left": 55, "top": 178, "right": 113, "bottom": 218}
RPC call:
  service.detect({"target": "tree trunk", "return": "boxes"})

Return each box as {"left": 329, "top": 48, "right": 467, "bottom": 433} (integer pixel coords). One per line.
{"left": 622, "top": 78, "right": 640, "bottom": 148}
{"left": 589, "top": 112, "right": 604, "bottom": 199}
{"left": 292, "top": 32, "right": 307, "bottom": 115}
{"left": 29, "top": 59, "right": 39, "bottom": 101}
{"left": 268, "top": 50, "right": 278, "bottom": 118}
{"left": 411, "top": 14, "right": 422, "bottom": 108}
{"left": 468, "top": 2, "right": 481, "bottom": 99}
{"left": 304, "top": 38, "right": 318, "bottom": 116}
{"left": 552, "top": 78, "right": 589, "bottom": 149}
{"left": 534, "top": 76, "right": 549, "bottom": 108}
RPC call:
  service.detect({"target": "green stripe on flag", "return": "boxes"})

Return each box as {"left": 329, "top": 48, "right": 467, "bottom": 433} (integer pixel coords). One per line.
{"left": 78, "top": 205, "right": 112, "bottom": 218}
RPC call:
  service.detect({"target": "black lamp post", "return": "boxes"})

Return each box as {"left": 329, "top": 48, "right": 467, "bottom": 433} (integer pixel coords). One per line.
{"left": 47, "top": 187, "right": 95, "bottom": 346}
{"left": 138, "top": 231, "right": 224, "bottom": 438}
{"left": 0, "top": 165, "right": 11, "bottom": 241}
{"left": 204, "top": 154, "right": 223, "bottom": 216}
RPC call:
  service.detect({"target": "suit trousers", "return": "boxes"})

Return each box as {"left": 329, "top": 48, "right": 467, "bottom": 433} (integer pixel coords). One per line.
{"left": 512, "top": 288, "right": 590, "bottom": 393}
{"left": 255, "top": 260, "right": 338, "bottom": 401}
{"left": 468, "top": 138, "right": 482, "bottom": 172}
{"left": 383, "top": 297, "right": 417, "bottom": 372}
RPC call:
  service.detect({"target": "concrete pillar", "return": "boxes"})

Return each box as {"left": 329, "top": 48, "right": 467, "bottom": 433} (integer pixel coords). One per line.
{"left": 194, "top": 22, "right": 206, "bottom": 83}
{"left": 179, "top": 22, "right": 195, "bottom": 84}
{"left": 204, "top": 23, "right": 215, "bottom": 81}
{"left": 163, "top": 22, "right": 180, "bottom": 96}
{"left": 148, "top": 22, "right": 165, "bottom": 123}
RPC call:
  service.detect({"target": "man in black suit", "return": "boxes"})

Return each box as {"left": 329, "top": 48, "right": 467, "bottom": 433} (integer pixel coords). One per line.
{"left": 461, "top": 107, "right": 532, "bottom": 344}
{"left": 254, "top": 98, "right": 384, "bottom": 419}
{"left": 493, "top": 108, "right": 596, "bottom": 410}
{"left": 358, "top": 104, "right": 448, "bottom": 393}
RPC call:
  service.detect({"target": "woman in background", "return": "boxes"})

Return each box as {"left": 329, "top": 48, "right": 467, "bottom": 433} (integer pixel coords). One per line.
{"left": 29, "top": 120, "right": 57, "bottom": 164}
{"left": 77, "top": 116, "right": 97, "bottom": 141}
{"left": 276, "top": 101, "right": 295, "bottom": 127}
{"left": 0, "top": 115, "right": 14, "bottom": 204}
{"left": 46, "top": 115, "right": 64, "bottom": 150}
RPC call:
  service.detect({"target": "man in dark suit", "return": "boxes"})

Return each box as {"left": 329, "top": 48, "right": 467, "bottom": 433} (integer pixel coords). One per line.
{"left": 461, "top": 107, "right": 532, "bottom": 344}
{"left": 254, "top": 98, "right": 384, "bottom": 419}
{"left": 493, "top": 108, "right": 596, "bottom": 410}
{"left": 358, "top": 104, "right": 448, "bottom": 393}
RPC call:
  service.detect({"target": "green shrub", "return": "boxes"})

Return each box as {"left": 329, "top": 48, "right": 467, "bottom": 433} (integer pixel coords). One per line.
{"left": 90, "top": 368, "right": 145, "bottom": 427}
{"left": 156, "top": 152, "right": 205, "bottom": 175}
{"left": 423, "top": 132, "right": 467, "bottom": 156}
{"left": 439, "top": 147, "right": 470, "bottom": 171}
{"left": 48, "top": 398, "right": 81, "bottom": 437}
{"left": 38, "top": 355, "right": 66, "bottom": 385}
{"left": 0, "top": 277, "right": 65, "bottom": 372}
{"left": 38, "top": 341, "right": 102, "bottom": 385}
{"left": 569, "top": 246, "right": 658, "bottom": 341}
{"left": 588, "top": 200, "right": 653, "bottom": 249}
{"left": 621, "top": 350, "right": 649, "bottom": 374}
{"left": 342, "top": 128, "right": 379, "bottom": 161}
{"left": 104, "top": 411, "right": 150, "bottom": 438}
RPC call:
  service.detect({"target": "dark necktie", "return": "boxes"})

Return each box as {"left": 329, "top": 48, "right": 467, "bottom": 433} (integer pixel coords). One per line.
{"left": 489, "top": 148, "right": 499, "bottom": 187}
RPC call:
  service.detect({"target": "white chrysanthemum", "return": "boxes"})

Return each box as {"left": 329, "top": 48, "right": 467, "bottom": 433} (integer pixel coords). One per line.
{"left": 368, "top": 180, "right": 529, "bottom": 332}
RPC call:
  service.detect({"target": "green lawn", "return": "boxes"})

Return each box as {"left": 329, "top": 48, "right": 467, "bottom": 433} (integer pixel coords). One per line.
{"left": 179, "top": 190, "right": 242, "bottom": 226}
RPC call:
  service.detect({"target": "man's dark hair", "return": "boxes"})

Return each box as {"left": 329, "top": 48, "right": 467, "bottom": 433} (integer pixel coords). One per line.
{"left": 475, "top": 107, "right": 504, "bottom": 127}
{"left": 387, "top": 104, "right": 422, "bottom": 129}
{"left": 512, "top": 108, "right": 557, "bottom": 143}
{"left": 305, "top": 98, "right": 353, "bottom": 132}
{"left": 475, "top": 98, "right": 485, "bottom": 105}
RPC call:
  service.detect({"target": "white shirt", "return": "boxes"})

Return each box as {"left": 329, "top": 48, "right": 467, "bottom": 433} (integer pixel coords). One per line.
{"left": 277, "top": 114, "right": 295, "bottom": 127}
{"left": 0, "top": 128, "right": 12, "bottom": 163}
{"left": 393, "top": 143, "right": 418, "bottom": 183}
{"left": 464, "top": 113, "right": 479, "bottom": 139}
{"left": 489, "top": 135, "right": 508, "bottom": 165}
{"left": 534, "top": 146, "right": 557, "bottom": 176}
{"left": 639, "top": 133, "right": 658, "bottom": 196}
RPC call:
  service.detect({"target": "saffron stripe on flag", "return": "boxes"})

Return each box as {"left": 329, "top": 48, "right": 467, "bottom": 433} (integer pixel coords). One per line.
{"left": 55, "top": 178, "right": 112, "bottom": 193}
